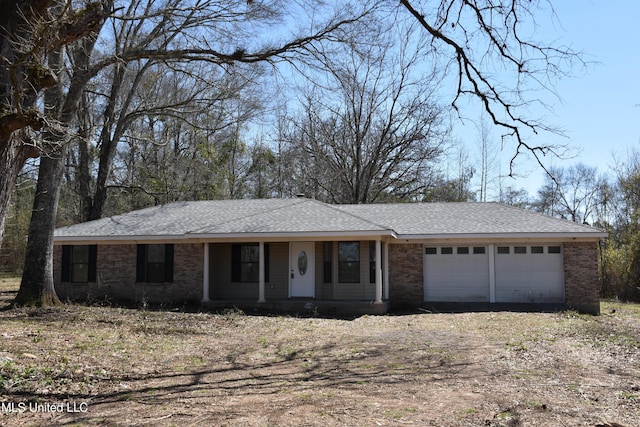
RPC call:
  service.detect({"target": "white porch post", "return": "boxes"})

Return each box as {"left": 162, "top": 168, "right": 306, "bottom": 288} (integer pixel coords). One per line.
{"left": 202, "top": 243, "right": 210, "bottom": 302}
{"left": 258, "top": 241, "right": 266, "bottom": 303}
{"left": 383, "top": 241, "right": 389, "bottom": 300}
{"left": 375, "top": 239, "right": 383, "bottom": 303}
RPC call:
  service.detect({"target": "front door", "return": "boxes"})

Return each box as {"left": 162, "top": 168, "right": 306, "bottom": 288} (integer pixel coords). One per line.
{"left": 290, "top": 242, "right": 315, "bottom": 297}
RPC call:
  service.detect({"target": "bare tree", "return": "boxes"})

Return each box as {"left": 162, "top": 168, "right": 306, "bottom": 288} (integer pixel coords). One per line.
{"left": 476, "top": 117, "right": 498, "bottom": 202}
{"left": 281, "top": 19, "right": 450, "bottom": 203}
{"left": 13, "top": 1, "right": 113, "bottom": 306}
{"left": 498, "top": 186, "right": 531, "bottom": 209}
{"left": 534, "top": 163, "right": 605, "bottom": 224}
{"left": 14, "top": 0, "right": 379, "bottom": 306}
{"left": 0, "top": 0, "right": 111, "bottom": 249}
{"left": 398, "top": 0, "right": 582, "bottom": 173}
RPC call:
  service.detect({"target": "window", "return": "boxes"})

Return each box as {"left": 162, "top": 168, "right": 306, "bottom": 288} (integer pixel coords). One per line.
{"left": 61, "top": 245, "right": 97, "bottom": 283}
{"left": 457, "top": 247, "right": 469, "bottom": 254}
{"left": 425, "top": 247, "right": 437, "bottom": 255}
{"left": 136, "top": 244, "right": 174, "bottom": 283}
{"left": 323, "top": 242, "right": 333, "bottom": 283}
{"left": 231, "top": 244, "right": 269, "bottom": 282}
{"left": 441, "top": 247, "right": 453, "bottom": 255}
{"left": 497, "top": 246, "right": 510, "bottom": 254}
{"left": 473, "top": 247, "right": 486, "bottom": 254}
{"left": 514, "top": 246, "right": 527, "bottom": 254}
{"left": 531, "top": 246, "right": 544, "bottom": 254}
{"left": 338, "top": 242, "right": 360, "bottom": 283}
{"left": 548, "top": 246, "right": 562, "bottom": 254}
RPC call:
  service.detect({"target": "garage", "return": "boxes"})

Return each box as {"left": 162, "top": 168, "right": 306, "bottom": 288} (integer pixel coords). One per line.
{"left": 424, "top": 244, "right": 565, "bottom": 304}
{"left": 494, "top": 245, "right": 564, "bottom": 303}
{"left": 424, "top": 246, "right": 490, "bottom": 302}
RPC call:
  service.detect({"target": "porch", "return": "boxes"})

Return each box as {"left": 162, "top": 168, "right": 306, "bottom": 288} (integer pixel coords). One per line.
{"left": 202, "top": 298, "right": 390, "bottom": 315}
{"left": 201, "top": 240, "right": 389, "bottom": 311}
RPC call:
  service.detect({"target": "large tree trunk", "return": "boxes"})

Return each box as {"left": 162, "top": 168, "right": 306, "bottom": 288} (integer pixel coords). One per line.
{"left": 14, "top": 152, "right": 65, "bottom": 306}
{"left": 0, "top": 0, "right": 52, "bottom": 248}
{"left": 12, "top": 0, "right": 110, "bottom": 306}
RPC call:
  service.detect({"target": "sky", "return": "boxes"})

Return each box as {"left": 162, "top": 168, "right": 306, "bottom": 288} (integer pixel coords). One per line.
{"left": 451, "top": 0, "right": 640, "bottom": 198}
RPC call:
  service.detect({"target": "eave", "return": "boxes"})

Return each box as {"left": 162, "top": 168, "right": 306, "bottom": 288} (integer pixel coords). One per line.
{"left": 52, "top": 229, "right": 398, "bottom": 245}
{"left": 395, "top": 231, "right": 608, "bottom": 242}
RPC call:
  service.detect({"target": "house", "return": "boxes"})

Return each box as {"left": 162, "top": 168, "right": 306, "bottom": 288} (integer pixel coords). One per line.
{"left": 52, "top": 198, "right": 607, "bottom": 314}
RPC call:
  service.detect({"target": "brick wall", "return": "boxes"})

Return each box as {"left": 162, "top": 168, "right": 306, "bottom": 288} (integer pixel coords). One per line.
{"left": 388, "top": 243, "right": 423, "bottom": 309}
{"left": 563, "top": 241, "right": 600, "bottom": 314}
{"left": 54, "top": 243, "right": 204, "bottom": 305}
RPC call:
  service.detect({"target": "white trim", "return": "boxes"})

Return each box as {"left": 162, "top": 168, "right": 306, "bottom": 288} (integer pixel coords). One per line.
{"left": 188, "top": 230, "right": 397, "bottom": 241}
{"left": 53, "top": 230, "right": 398, "bottom": 245}
{"left": 53, "top": 235, "right": 190, "bottom": 244}
{"left": 53, "top": 229, "right": 605, "bottom": 246}
{"left": 396, "top": 232, "right": 607, "bottom": 241}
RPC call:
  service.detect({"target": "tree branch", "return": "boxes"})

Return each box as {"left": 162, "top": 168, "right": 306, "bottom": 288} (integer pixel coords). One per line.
{"left": 398, "top": 0, "right": 582, "bottom": 176}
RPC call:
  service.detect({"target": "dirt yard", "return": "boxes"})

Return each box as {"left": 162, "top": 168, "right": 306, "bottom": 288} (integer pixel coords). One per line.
{"left": 0, "top": 275, "right": 638, "bottom": 427}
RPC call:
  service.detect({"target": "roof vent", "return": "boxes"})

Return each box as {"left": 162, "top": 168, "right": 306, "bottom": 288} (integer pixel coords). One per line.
{"left": 295, "top": 193, "right": 306, "bottom": 198}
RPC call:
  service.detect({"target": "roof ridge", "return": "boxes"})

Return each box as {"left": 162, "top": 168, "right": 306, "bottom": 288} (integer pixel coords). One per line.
{"left": 329, "top": 202, "right": 396, "bottom": 233}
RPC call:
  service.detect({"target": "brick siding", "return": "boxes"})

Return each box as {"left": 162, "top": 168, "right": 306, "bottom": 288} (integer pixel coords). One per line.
{"left": 54, "top": 243, "right": 204, "bottom": 305}
{"left": 563, "top": 241, "right": 600, "bottom": 314}
{"left": 52, "top": 240, "right": 601, "bottom": 314}
{"left": 388, "top": 243, "right": 423, "bottom": 309}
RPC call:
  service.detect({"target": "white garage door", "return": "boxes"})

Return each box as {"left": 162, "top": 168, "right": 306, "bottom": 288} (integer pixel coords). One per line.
{"left": 494, "top": 245, "right": 564, "bottom": 303}
{"left": 424, "top": 246, "right": 490, "bottom": 302}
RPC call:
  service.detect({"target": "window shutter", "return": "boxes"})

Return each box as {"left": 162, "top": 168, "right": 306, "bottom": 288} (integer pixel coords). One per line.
{"left": 88, "top": 245, "right": 97, "bottom": 282}
{"left": 231, "top": 244, "right": 241, "bottom": 282}
{"left": 136, "top": 244, "right": 147, "bottom": 282}
{"left": 164, "top": 244, "right": 174, "bottom": 282}
{"left": 61, "top": 246, "right": 71, "bottom": 282}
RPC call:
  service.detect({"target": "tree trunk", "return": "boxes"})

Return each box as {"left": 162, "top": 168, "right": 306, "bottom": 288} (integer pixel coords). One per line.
{"left": 77, "top": 96, "right": 94, "bottom": 222}
{"left": 14, "top": 151, "right": 65, "bottom": 306}
{"left": 0, "top": 136, "right": 29, "bottom": 248}
{"left": 0, "top": 0, "right": 52, "bottom": 248}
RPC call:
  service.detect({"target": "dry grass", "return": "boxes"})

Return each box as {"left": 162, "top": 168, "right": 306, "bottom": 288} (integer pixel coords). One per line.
{"left": 0, "top": 275, "right": 638, "bottom": 426}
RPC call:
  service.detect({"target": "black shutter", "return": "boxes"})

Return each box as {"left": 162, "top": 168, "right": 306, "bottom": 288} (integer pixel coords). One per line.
{"left": 264, "top": 244, "right": 270, "bottom": 283}
{"left": 61, "top": 246, "right": 71, "bottom": 282}
{"left": 231, "top": 244, "right": 241, "bottom": 282}
{"left": 88, "top": 245, "right": 97, "bottom": 282}
{"left": 136, "top": 244, "right": 146, "bottom": 282}
{"left": 165, "top": 244, "right": 174, "bottom": 282}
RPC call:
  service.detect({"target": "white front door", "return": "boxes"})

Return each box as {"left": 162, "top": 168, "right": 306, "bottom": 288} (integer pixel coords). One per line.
{"left": 290, "top": 242, "right": 315, "bottom": 297}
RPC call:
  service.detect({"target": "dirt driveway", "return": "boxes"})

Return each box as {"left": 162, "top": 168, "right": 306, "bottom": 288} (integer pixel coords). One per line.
{"left": 1, "top": 278, "right": 638, "bottom": 426}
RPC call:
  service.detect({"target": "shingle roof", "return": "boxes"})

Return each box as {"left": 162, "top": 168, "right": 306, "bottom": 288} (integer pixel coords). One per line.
{"left": 54, "top": 198, "right": 606, "bottom": 242}
{"left": 336, "top": 202, "right": 603, "bottom": 236}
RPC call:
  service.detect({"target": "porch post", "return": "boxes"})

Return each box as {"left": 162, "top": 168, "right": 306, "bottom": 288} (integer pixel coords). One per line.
{"left": 202, "top": 243, "right": 210, "bottom": 302}
{"left": 383, "top": 241, "right": 389, "bottom": 300}
{"left": 258, "top": 241, "right": 266, "bottom": 303}
{"left": 375, "top": 239, "right": 383, "bottom": 303}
